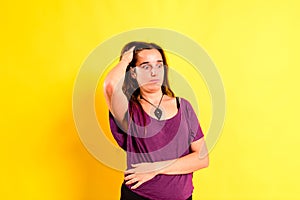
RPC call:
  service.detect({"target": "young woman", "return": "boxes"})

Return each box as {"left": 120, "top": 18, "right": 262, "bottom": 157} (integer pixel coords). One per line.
{"left": 104, "top": 41, "right": 209, "bottom": 200}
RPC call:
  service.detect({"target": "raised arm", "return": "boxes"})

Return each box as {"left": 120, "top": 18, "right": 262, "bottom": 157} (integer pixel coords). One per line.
{"left": 103, "top": 46, "right": 134, "bottom": 130}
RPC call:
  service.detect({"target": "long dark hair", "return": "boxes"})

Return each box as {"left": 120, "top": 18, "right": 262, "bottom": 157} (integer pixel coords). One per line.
{"left": 120, "top": 41, "right": 175, "bottom": 102}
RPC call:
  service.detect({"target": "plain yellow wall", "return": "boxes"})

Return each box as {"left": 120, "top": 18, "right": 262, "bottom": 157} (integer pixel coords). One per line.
{"left": 1, "top": 0, "right": 300, "bottom": 199}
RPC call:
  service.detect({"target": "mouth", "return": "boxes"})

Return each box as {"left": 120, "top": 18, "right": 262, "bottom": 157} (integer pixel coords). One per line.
{"left": 149, "top": 79, "right": 160, "bottom": 82}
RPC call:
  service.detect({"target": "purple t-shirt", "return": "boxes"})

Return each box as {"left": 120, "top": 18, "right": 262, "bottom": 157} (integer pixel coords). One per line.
{"left": 109, "top": 97, "right": 204, "bottom": 200}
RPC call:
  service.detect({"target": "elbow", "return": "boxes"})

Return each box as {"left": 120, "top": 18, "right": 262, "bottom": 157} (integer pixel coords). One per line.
{"left": 203, "top": 156, "right": 209, "bottom": 168}
{"left": 103, "top": 80, "right": 115, "bottom": 98}
{"left": 198, "top": 153, "right": 209, "bottom": 169}
{"left": 197, "top": 143, "right": 209, "bottom": 169}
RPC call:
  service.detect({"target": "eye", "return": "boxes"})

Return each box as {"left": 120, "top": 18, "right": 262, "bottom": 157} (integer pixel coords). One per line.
{"left": 141, "top": 65, "right": 150, "bottom": 70}
{"left": 157, "top": 63, "right": 163, "bottom": 68}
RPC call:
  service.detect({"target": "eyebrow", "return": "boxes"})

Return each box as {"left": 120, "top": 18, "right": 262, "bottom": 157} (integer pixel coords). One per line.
{"left": 139, "top": 60, "right": 163, "bottom": 65}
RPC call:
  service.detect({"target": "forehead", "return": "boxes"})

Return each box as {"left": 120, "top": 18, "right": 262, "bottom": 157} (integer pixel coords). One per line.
{"left": 136, "top": 49, "right": 162, "bottom": 64}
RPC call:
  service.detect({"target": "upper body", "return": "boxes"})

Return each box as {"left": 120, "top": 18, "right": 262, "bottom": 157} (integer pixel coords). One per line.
{"left": 103, "top": 41, "right": 209, "bottom": 200}
{"left": 109, "top": 96, "right": 204, "bottom": 199}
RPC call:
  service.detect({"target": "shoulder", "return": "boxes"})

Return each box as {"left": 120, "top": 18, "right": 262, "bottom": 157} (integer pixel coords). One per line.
{"left": 162, "top": 95, "right": 177, "bottom": 107}
{"left": 163, "top": 95, "right": 175, "bottom": 101}
{"left": 176, "top": 97, "right": 198, "bottom": 115}
{"left": 164, "top": 95, "right": 189, "bottom": 104}
{"left": 164, "top": 96, "right": 196, "bottom": 113}
{"left": 176, "top": 97, "right": 191, "bottom": 107}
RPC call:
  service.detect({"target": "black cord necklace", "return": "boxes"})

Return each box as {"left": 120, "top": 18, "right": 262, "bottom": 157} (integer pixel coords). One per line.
{"left": 140, "top": 93, "right": 164, "bottom": 120}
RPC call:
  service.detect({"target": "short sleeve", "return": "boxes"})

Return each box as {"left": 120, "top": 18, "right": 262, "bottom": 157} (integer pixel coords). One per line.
{"left": 183, "top": 99, "right": 204, "bottom": 142}
{"left": 109, "top": 111, "right": 127, "bottom": 150}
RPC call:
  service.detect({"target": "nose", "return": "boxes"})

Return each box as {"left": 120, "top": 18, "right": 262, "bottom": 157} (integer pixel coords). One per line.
{"left": 151, "top": 68, "right": 157, "bottom": 76}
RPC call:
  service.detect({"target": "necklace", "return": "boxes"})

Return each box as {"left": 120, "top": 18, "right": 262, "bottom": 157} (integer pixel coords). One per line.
{"left": 140, "top": 93, "right": 164, "bottom": 120}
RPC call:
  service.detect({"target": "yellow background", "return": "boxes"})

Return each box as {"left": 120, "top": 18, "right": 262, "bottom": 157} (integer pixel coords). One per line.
{"left": 1, "top": 0, "right": 300, "bottom": 199}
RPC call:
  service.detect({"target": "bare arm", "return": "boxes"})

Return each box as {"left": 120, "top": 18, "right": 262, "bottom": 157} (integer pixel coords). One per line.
{"left": 103, "top": 47, "right": 134, "bottom": 130}
{"left": 124, "top": 137, "right": 209, "bottom": 189}
{"left": 157, "top": 137, "right": 209, "bottom": 174}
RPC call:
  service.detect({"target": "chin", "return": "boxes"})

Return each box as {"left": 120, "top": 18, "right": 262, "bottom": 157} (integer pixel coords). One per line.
{"left": 141, "top": 84, "right": 161, "bottom": 92}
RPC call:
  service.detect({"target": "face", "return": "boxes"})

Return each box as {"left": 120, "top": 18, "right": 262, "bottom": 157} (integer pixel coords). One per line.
{"left": 132, "top": 49, "right": 165, "bottom": 93}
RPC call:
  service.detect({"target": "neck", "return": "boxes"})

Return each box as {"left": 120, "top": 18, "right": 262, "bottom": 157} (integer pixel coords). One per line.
{"left": 140, "top": 89, "right": 163, "bottom": 103}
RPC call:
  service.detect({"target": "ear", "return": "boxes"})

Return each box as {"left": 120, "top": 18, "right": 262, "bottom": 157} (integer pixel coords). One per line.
{"left": 130, "top": 67, "right": 136, "bottom": 79}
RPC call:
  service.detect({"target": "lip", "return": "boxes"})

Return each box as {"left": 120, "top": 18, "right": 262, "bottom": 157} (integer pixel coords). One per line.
{"left": 149, "top": 79, "right": 160, "bottom": 83}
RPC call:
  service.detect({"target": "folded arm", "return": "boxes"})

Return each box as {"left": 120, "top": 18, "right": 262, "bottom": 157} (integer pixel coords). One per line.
{"left": 125, "top": 137, "right": 209, "bottom": 189}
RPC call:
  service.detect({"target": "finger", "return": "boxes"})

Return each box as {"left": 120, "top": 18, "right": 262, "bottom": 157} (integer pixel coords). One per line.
{"left": 131, "top": 163, "right": 138, "bottom": 167}
{"left": 123, "top": 46, "right": 135, "bottom": 55}
{"left": 131, "top": 181, "right": 143, "bottom": 190}
{"left": 128, "top": 46, "right": 135, "bottom": 52}
{"left": 132, "top": 162, "right": 144, "bottom": 167}
{"left": 124, "top": 174, "right": 135, "bottom": 181}
{"left": 124, "top": 169, "right": 135, "bottom": 174}
{"left": 125, "top": 178, "right": 138, "bottom": 185}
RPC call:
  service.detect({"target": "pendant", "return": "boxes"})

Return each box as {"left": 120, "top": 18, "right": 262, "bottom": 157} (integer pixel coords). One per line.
{"left": 154, "top": 108, "right": 162, "bottom": 120}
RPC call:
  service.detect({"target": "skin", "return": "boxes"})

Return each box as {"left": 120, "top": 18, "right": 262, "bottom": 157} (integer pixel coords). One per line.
{"left": 103, "top": 47, "right": 209, "bottom": 190}
{"left": 133, "top": 49, "right": 178, "bottom": 120}
{"left": 134, "top": 49, "right": 164, "bottom": 94}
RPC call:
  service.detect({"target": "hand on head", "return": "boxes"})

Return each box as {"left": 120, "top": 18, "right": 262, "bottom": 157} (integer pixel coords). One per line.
{"left": 121, "top": 46, "right": 135, "bottom": 65}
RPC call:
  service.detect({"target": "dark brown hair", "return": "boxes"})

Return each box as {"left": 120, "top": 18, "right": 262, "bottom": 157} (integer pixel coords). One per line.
{"left": 120, "top": 41, "right": 175, "bottom": 101}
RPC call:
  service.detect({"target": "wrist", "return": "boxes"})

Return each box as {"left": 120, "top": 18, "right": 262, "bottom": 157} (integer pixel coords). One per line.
{"left": 119, "top": 59, "right": 130, "bottom": 66}
{"left": 156, "top": 166, "right": 164, "bottom": 175}
{"left": 155, "top": 159, "right": 175, "bottom": 175}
